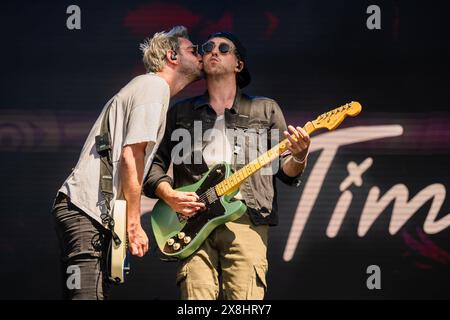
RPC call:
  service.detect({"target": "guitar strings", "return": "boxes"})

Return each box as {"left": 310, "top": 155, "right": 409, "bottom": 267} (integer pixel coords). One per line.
{"left": 195, "top": 171, "right": 242, "bottom": 204}
{"left": 198, "top": 189, "right": 211, "bottom": 203}
{"left": 196, "top": 175, "right": 238, "bottom": 203}
{"left": 197, "top": 187, "right": 215, "bottom": 204}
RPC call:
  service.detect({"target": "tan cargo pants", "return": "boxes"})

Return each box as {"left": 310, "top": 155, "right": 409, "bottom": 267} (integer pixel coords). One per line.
{"left": 176, "top": 213, "right": 269, "bottom": 300}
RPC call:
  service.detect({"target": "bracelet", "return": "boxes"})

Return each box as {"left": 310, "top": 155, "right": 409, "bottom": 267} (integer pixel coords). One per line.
{"left": 292, "top": 154, "right": 307, "bottom": 165}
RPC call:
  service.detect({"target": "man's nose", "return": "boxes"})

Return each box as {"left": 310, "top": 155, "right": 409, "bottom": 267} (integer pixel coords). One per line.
{"left": 210, "top": 48, "right": 219, "bottom": 56}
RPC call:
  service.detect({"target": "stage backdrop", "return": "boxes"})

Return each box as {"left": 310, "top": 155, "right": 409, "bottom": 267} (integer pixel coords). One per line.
{"left": 0, "top": 0, "right": 448, "bottom": 299}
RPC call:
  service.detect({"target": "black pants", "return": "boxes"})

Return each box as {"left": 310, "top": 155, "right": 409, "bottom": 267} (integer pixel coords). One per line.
{"left": 52, "top": 192, "right": 111, "bottom": 300}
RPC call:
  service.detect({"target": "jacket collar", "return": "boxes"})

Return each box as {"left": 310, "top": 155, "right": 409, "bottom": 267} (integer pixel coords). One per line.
{"left": 193, "top": 87, "right": 244, "bottom": 113}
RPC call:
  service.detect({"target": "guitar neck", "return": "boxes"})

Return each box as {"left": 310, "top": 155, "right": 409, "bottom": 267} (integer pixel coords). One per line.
{"left": 214, "top": 121, "right": 317, "bottom": 197}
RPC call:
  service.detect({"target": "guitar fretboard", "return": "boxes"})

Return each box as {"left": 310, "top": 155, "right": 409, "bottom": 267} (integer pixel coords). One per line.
{"left": 214, "top": 121, "right": 316, "bottom": 196}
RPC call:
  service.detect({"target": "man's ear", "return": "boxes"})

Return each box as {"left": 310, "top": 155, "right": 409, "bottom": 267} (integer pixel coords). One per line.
{"left": 167, "top": 50, "right": 178, "bottom": 64}
{"left": 235, "top": 60, "right": 244, "bottom": 72}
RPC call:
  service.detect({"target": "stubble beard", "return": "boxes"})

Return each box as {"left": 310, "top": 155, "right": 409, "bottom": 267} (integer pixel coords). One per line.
{"left": 204, "top": 62, "right": 230, "bottom": 81}
{"left": 179, "top": 58, "right": 203, "bottom": 83}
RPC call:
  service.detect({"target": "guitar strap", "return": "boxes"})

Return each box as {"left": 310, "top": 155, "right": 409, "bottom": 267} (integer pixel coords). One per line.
{"left": 231, "top": 95, "right": 252, "bottom": 171}
{"left": 96, "top": 103, "right": 122, "bottom": 246}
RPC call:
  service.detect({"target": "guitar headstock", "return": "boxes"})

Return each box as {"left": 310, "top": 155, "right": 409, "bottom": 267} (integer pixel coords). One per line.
{"left": 312, "top": 101, "right": 362, "bottom": 131}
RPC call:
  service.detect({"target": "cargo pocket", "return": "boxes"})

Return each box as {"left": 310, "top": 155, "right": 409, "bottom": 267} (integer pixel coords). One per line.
{"left": 176, "top": 265, "right": 188, "bottom": 286}
{"left": 247, "top": 262, "right": 268, "bottom": 299}
{"left": 175, "top": 263, "right": 190, "bottom": 300}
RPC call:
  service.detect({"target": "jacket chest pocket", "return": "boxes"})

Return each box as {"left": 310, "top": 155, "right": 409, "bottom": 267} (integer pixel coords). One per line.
{"left": 242, "top": 120, "right": 271, "bottom": 161}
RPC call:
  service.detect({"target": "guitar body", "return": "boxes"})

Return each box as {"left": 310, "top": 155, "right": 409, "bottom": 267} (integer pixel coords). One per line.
{"left": 108, "top": 199, "right": 130, "bottom": 283}
{"left": 151, "top": 163, "right": 247, "bottom": 260}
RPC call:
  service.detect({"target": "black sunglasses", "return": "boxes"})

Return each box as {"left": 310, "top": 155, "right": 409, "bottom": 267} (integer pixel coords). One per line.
{"left": 201, "top": 41, "right": 234, "bottom": 55}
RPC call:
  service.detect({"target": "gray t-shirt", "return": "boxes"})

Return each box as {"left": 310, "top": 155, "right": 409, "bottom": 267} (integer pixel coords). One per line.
{"left": 58, "top": 73, "right": 170, "bottom": 225}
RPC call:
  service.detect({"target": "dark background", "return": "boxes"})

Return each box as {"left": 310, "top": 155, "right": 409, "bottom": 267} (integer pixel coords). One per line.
{"left": 0, "top": 0, "right": 449, "bottom": 299}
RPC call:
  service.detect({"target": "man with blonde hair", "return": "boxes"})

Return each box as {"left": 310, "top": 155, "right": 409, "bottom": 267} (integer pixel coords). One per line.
{"left": 52, "top": 25, "right": 202, "bottom": 299}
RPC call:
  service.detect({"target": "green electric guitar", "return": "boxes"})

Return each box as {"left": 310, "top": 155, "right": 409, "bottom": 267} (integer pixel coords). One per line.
{"left": 150, "top": 101, "right": 362, "bottom": 259}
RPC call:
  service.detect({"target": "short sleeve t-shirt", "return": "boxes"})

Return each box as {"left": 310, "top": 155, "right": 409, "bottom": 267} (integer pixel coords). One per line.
{"left": 58, "top": 73, "right": 170, "bottom": 225}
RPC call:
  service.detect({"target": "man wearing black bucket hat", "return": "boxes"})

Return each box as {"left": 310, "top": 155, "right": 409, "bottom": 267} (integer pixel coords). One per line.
{"left": 144, "top": 31, "right": 310, "bottom": 299}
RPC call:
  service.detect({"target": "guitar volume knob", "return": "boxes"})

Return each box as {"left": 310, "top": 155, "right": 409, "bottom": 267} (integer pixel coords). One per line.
{"left": 183, "top": 236, "right": 191, "bottom": 244}
{"left": 173, "top": 243, "right": 181, "bottom": 251}
{"left": 177, "top": 232, "right": 185, "bottom": 240}
{"left": 167, "top": 238, "right": 175, "bottom": 246}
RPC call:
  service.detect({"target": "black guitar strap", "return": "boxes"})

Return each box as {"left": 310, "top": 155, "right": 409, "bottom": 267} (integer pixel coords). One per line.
{"left": 96, "top": 104, "right": 122, "bottom": 246}
{"left": 231, "top": 95, "right": 252, "bottom": 171}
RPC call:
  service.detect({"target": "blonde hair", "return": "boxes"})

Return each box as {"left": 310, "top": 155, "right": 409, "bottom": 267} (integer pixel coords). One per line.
{"left": 140, "top": 26, "right": 189, "bottom": 72}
